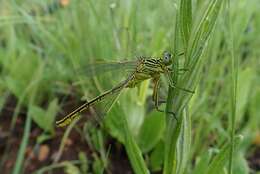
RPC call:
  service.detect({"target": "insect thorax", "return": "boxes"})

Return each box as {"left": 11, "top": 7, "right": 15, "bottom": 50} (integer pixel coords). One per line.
{"left": 125, "top": 57, "right": 166, "bottom": 88}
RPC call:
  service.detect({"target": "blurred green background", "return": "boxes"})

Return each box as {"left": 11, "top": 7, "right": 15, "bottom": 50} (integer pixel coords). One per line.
{"left": 0, "top": 0, "right": 259, "bottom": 174}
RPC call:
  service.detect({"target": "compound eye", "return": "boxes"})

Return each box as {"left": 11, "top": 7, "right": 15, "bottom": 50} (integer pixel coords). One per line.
{"left": 163, "top": 52, "right": 172, "bottom": 64}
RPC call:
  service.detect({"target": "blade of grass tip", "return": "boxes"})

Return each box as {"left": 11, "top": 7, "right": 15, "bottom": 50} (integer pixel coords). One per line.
{"left": 225, "top": 0, "right": 237, "bottom": 174}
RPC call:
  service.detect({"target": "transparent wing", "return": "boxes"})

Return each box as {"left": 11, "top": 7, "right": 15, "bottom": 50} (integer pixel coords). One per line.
{"left": 92, "top": 86, "right": 125, "bottom": 126}
{"left": 56, "top": 73, "right": 134, "bottom": 127}
{"left": 90, "top": 74, "right": 134, "bottom": 125}
{"left": 75, "top": 60, "right": 138, "bottom": 78}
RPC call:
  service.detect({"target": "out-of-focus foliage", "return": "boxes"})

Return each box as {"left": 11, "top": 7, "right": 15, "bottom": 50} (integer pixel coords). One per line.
{"left": 0, "top": 0, "right": 259, "bottom": 174}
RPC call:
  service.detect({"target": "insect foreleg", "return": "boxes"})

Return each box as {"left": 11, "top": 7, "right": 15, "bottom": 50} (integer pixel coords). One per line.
{"left": 164, "top": 70, "right": 195, "bottom": 94}
{"left": 152, "top": 77, "right": 178, "bottom": 121}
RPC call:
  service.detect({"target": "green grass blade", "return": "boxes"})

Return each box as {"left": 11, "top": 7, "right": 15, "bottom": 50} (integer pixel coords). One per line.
{"left": 176, "top": 108, "right": 191, "bottom": 174}
{"left": 164, "top": 0, "right": 223, "bottom": 174}
{"left": 137, "top": 111, "right": 165, "bottom": 153}
{"left": 11, "top": 114, "right": 32, "bottom": 174}
{"left": 206, "top": 136, "right": 243, "bottom": 174}
{"left": 225, "top": 0, "right": 238, "bottom": 173}
{"left": 185, "top": 0, "right": 223, "bottom": 67}
{"left": 10, "top": 55, "right": 45, "bottom": 174}
{"left": 176, "top": 0, "right": 223, "bottom": 114}
{"left": 163, "top": 3, "right": 181, "bottom": 172}
{"left": 122, "top": 114, "right": 149, "bottom": 174}
{"left": 163, "top": 116, "right": 183, "bottom": 174}
{"left": 105, "top": 88, "right": 148, "bottom": 173}
{"left": 180, "top": 0, "right": 192, "bottom": 48}
{"left": 193, "top": 151, "right": 212, "bottom": 174}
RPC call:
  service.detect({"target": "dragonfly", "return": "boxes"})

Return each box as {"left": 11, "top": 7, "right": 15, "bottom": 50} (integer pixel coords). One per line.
{"left": 56, "top": 51, "right": 194, "bottom": 127}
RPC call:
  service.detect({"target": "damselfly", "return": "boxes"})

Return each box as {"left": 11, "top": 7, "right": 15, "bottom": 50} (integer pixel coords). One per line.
{"left": 56, "top": 51, "right": 193, "bottom": 127}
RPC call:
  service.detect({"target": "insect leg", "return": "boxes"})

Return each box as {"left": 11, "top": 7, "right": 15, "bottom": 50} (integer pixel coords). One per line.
{"left": 177, "top": 52, "right": 184, "bottom": 56}
{"left": 177, "top": 68, "right": 189, "bottom": 75}
{"left": 165, "top": 70, "right": 195, "bottom": 93}
{"left": 152, "top": 77, "right": 178, "bottom": 121}
{"left": 168, "top": 68, "right": 189, "bottom": 73}
{"left": 152, "top": 77, "right": 160, "bottom": 107}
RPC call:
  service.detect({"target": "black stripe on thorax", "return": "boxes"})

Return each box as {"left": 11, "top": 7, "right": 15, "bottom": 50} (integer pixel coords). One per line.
{"left": 146, "top": 58, "right": 158, "bottom": 64}
{"left": 144, "top": 59, "right": 161, "bottom": 68}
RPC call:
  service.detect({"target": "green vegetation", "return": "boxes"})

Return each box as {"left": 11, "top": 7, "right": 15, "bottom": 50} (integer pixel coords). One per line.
{"left": 0, "top": 0, "right": 259, "bottom": 174}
